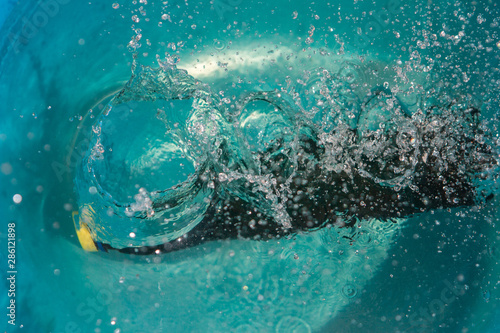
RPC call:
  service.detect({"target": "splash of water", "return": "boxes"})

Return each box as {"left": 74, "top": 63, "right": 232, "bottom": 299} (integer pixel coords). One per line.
{"left": 75, "top": 58, "right": 498, "bottom": 251}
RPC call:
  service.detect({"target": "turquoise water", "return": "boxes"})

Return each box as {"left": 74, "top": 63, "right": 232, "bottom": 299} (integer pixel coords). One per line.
{"left": 0, "top": 0, "right": 15, "bottom": 27}
{"left": 1, "top": 0, "right": 500, "bottom": 332}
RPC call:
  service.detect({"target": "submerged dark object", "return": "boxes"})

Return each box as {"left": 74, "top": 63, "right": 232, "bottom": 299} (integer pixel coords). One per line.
{"left": 111, "top": 100, "right": 497, "bottom": 255}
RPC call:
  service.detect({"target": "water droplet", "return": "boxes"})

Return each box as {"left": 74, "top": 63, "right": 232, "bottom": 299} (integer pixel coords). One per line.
{"left": 483, "top": 290, "right": 490, "bottom": 302}
{"left": 342, "top": 284, "right": 357, "bottom": 298}
{"left": 213, "top": 40, "right": 226, "bottom": 50}
{"left": 13, "top": 194, "right": 22, "bottom": 204}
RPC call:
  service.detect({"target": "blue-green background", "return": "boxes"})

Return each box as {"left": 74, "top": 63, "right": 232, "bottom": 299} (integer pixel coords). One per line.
{"left": 1, "top": 0, "right": 499, "bottom": 332}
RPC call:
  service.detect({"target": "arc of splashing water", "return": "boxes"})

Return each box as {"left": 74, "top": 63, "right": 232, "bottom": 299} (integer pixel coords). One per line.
{"left": 75, "top": 64, "right": 227, "bottom": 248}
{"left": 215, "top": 89, "right": 319, "bottom": 230}
{"left": 354, "top": 86, "right": 420, "bottom": 188}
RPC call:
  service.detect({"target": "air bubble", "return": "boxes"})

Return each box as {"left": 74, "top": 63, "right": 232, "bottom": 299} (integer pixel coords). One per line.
{"left": 218, "top": 173, "right": 228, "bottom": 182}
{"left": 341, "top": 284, "right": 357, "bottom": 298}
{"left": 13, "top": 194, "right": 22, "bottom": 204}
{"left": 213, "top": 40, "right": 226, "bottom": 50}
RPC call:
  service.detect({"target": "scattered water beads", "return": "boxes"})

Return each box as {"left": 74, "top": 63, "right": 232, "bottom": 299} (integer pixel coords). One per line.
{"left": 75, "top": 57, "right": 497, "bottom": 249}
{"left": 295, "top": 67, "right": 362, "bottom": 133}
{"left": 354, "top": 87, "right": 419, "bottom": 187}
{"left": 220, "top": 91, "right": 303, "bottom": 228}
